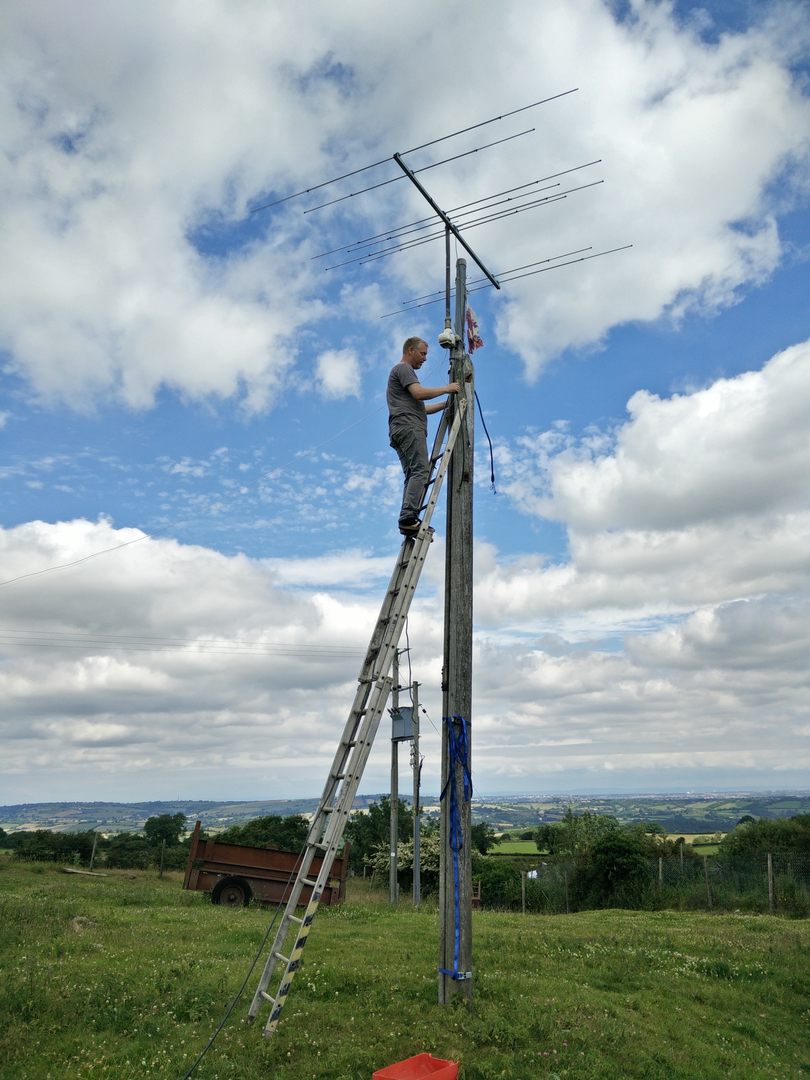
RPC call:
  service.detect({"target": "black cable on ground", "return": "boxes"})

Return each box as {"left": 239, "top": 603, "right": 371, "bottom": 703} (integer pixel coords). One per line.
{"left": 179, "top": 842, "right": 308, "bottom": 1080}
{"left": 474, "top": 390, "right": 497, "bottom": 492}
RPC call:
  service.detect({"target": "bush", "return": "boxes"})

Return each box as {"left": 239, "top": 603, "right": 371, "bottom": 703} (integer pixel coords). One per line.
{"left": 721, "top": 815, "right": 810, "bottom": 856}
{"left": 104, "top": 833, "right": 152, "bottom": 869}
{"left": 217, "top": 814, "right": 310, "bottom": 853}
{"left": 536, "top": 808, "right": 619, "bottom": 856}
{"left": 569, "top": 830, "right": 652, "bottom": 910}
{"left": 368, "top": 827, "right": 441, "bottom": 891}
{"left": 8, "top": 829, "right": 95, "bottom": 864}
{"left": 342, "top": 798, "right": 414, "bottom": 872}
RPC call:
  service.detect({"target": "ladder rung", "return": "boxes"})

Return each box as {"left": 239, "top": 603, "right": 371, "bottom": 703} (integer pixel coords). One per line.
{"left": 332, "top": 773, "right": 346, "bottom": 780}
{"left": 322, "top": 806, "right": 335, "bottom": 813}
{"left": 273, "top": 951, "right": 290, "bottom": 965}
{"left": 289, "top": 915, "right": 304, "bottom": 925}
{"left": 260, "top": 990, "right": 276, "bottom": 1004}
{"left": 302, "top": 877, "right": 318, "bottom": 887}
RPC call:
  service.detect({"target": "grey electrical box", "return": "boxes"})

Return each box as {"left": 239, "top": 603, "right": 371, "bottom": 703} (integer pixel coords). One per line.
{"left": 390, "top": 706, "right": 414, "bottom": 742}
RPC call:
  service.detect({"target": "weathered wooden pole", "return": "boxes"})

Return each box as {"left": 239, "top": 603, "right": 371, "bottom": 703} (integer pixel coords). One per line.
{"left": 412, "top": 680, "right": 421, "bottom": 908}
{"left": 390, "top": 652, "right": 399, "bottom": 904}
{"left": 439, "top": 257, "right": 474, "bottom": 1004}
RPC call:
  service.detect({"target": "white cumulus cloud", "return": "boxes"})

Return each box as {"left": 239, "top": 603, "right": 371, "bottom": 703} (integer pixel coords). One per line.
{"left": 0, "top": 0, "right": 808, "bottom": 407}
{"left": 314, "top": 348, "right": 361, "bottom": 400}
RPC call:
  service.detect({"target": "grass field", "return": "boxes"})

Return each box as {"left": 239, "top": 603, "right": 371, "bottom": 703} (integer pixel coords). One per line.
{"left": 494, "top": 841, "right": 540, "bottom": 854}
{"left": 2, "top": 858, "right": 810, "bottom": 1080}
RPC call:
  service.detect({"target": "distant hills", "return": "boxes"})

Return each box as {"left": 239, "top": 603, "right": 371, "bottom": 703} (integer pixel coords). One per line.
{"left": 0, "top": 796, "right": 385, "bottom": 834}
{"left": 3, "top": 791, "right": 809, "bottom": 835}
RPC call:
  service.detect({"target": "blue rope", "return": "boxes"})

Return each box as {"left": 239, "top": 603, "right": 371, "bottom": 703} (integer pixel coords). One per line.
{"left": 439, "top": 715, "right": 472, "bottom": 981}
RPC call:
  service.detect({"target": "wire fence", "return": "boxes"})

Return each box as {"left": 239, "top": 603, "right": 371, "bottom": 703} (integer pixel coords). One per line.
{"left": 476, "top": 853, "right": 810, "bottom": 917}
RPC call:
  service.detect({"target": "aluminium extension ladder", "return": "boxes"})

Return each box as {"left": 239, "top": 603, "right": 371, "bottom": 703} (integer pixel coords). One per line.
{"left": 247, "top": 398, "right": 467, "bottom": 1038}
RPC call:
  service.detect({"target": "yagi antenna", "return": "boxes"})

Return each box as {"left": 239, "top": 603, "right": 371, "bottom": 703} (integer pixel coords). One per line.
{"left": 248, "top": 88, "right": 628, "bottom": 328}
{"left": 248, "top": 89, "right": 578, "bottom": 213}
{"left": 311, "top": 161, "right": 602, "bottom": 260}
{"left": 320, "top": 181, "right": 604, "bottom": 271}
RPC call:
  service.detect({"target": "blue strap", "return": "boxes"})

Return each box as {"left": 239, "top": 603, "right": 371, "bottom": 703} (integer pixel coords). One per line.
{"left": 439, "top": 715, "right": 472, "bottom": 981}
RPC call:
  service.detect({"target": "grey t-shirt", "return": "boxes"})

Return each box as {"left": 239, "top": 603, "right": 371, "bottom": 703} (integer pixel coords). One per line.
{"left": 387, "top": 362, "right": 427, "bottom": 433}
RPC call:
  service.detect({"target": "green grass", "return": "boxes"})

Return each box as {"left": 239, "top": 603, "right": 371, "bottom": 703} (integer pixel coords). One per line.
{"left": 2, "top": 858, "right": 810, "bottom": 1079}
{"left": 494, "top": 841, "right": 540, "bottom": 854}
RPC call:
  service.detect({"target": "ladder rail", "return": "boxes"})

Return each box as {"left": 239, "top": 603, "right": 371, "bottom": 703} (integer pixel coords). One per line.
{"left": 247, "top": 401, "right": 466, "bottom": 1037}
{"left": 304, "top": 401, "right": 466, "bottom": 846}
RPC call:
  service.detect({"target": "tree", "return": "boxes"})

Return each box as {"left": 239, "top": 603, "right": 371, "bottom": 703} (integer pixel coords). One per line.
{"left": 105, "top": 833, "right": 152, "bottom": 869}
{"left": 569, "top": 829, "right": 651, "bottom": 910}
{"left": 218, "top": 815, "right": 309, "bottom": 852}
{"left": 535, "top": 809, "right": 619, "bottom": 856}
{"left": 143, "top": 813, "right": 186, "bottom": 847}
{"left": 470, "top": 821, "right": 497, "bottom": 855}
{"left": 720, "top": 814, "right": 810, "bottom": 856}
{"left": 640, "top": 821, "right": 666, "bottom": 836}
{"left": 736, "top": 814, "right": 756, "bottom": 827}
{"left": 342, "top": 797, "right": 414, "bottom": 872}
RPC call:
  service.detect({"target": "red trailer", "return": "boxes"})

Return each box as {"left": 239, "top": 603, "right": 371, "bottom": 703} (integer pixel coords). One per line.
{"left": 182, "top": 820, "right": 350, "bottom": 907}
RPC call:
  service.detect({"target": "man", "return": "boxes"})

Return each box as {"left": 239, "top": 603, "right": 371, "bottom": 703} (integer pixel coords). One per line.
{"left": 388, "top": 337, "right": 459, "bottom": 534}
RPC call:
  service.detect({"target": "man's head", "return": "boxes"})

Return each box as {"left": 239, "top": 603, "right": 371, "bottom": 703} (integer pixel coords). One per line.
{"left": 402, "top": 337, "right": 428, "bottom": 369}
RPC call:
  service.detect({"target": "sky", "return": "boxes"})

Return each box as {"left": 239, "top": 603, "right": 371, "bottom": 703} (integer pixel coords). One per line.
{"left": 2, "top": 0, "right": 810, "bottom": 805}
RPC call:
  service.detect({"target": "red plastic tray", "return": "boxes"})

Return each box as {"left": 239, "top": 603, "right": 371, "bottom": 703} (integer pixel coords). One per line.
{"left": 373, "top": 1052, "right": 459, "bottom": 1080}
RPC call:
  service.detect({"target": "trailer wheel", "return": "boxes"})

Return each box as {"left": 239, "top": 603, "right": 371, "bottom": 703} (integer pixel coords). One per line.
{"left": 211, "top": 877, "right": 252, "bottom": 907}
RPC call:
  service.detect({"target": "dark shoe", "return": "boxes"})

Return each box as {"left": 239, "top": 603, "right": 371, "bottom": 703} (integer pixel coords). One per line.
{"left": 399, "top": 518, "right": 421, "bottom": 534}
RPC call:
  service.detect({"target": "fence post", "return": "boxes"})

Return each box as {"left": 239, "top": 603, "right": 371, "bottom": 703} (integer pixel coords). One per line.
{"left": 521, "top": 871, "right": 526, "bottom": 915}
{"left": 88, "top": 832, "right": 98, "bottom": 872}
{"left": 159, "top": 839, "right": 166, "bottom": 879}
{"left": 767, "top": 853, "right": 775, "bottom": 913}
{"left": 679, "top": 840, "right": 683, "bottom": 875}
{"left": 703, "top": 855, "right": 712, "bottom": 910}
{"left": 659, "top": 856, "right": 663, "bottom": 893}
{"left": 564, "top": 870, "right": 570, "bottom": 915}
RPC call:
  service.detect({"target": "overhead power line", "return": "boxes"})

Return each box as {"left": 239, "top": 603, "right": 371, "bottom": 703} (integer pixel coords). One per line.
{"left": 0, "top": 628, "right": 365, "bottom": 658}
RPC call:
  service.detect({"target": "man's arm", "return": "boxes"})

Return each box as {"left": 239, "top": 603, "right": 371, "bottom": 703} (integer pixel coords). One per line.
{"left": 425, "top": 399, "right": 449, "bottom": 415}
{"left": 407, "top": 381, "right": 460, "bottom": 402}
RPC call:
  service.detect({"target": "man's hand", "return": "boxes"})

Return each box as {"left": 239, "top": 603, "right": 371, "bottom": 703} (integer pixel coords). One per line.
{"left": 447, "top": 382, "right": 460, "bottom": 394}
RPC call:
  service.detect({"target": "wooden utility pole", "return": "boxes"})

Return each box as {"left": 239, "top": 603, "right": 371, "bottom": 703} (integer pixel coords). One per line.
{"left": 439, "top": 257, "right": 474, "bottom": 1004}
{"left": 390, "top": 652, "right": 399, "bottom": 904}
{"left": 412, "top": 680, "right": 421, "bottom": 908}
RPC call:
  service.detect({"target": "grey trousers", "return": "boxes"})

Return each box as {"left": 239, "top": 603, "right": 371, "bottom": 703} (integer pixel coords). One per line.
{"left": 390, "top": 424, "right": 429, "bottom": 524}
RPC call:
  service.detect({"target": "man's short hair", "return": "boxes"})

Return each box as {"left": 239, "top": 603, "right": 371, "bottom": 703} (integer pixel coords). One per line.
{"left": 403, "top": 336, "right": 427, "bottom": 354}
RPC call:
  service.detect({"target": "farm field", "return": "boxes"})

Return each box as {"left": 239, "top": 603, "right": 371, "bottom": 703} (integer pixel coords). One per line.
{"left": 2, "top": 859, "right": 810, "bottom": 1079}
{"left": 3, "top": 792, "right": 810, "bottom": 836}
